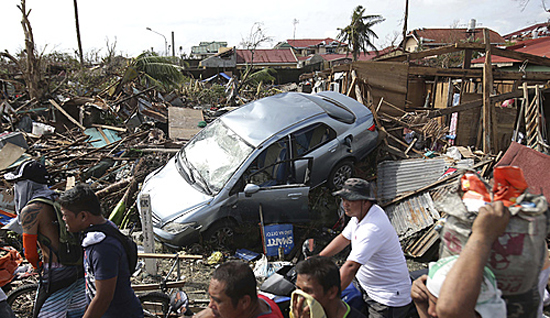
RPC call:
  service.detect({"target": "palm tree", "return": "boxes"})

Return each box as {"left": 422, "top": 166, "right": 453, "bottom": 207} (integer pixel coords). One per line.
{"left": 120, "top": 52, "right": 186, "bottom": 93}
{"left": 337, "top": 6, "right": 385, "bottom": 61}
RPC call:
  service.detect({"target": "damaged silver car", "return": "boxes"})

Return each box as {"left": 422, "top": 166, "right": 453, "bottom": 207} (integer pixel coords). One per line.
{"left": 137, "top": 91, "right": 378, "bottom": 248}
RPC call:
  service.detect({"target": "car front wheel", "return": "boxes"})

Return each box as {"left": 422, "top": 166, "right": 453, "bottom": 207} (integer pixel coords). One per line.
{"left": 202, "top": 219, "right": 236, "bottom": 250}
{"left": 328, "top": 160, "right": 354, "bottom": 190}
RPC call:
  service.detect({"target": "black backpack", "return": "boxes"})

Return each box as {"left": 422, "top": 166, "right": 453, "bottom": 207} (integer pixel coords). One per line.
{"left": 83, "top": 222, "right": 138, "bottom": 274}
{"left": 29, "top": 198, "right": 83, "bottom": 266}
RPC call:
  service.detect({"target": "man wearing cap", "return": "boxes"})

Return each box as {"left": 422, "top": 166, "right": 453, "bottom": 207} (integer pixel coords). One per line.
{"left": 410, "top": 201, "right": 509, "bottom": 318}
{"left": 319, "top": 178, "right": 411, "bottom": 318}
{"left": 4, "top": 160, "right": 86, "bottom": 318}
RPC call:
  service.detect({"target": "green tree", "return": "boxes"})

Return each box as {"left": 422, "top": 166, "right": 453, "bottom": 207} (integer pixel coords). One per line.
{"left": 117, "top": 52, "right": 185, "bottom": 94}
{"left": 337, "top": 6, "right": 385, "bottom": 61}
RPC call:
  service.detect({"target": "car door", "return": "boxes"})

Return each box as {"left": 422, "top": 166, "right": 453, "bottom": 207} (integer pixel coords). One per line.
{"left": 229, "top": 138, "right": 312, "bottom": 225}
{"left": 291, "top": 123, "right": 343, "bottom": 187}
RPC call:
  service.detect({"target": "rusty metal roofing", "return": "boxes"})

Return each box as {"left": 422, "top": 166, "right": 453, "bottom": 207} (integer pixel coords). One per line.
{"left": 376, "top": 157, "right": 473, "bottom": 201}
{"left": 385, "top": 192, "right": 440, "bottom": 240}
{"left": 410, "top": 28, "right": 505, "bottom": 45}
{"left": 472, "top": 36, "right": 550, "bottom": 64}
{"left": 236, "top": 49, "right": 297, "bottom": 65}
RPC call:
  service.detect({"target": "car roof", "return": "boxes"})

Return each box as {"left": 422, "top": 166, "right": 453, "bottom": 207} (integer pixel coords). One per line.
{"left": 220, "top": 92, "right": 331, "bottom": 147}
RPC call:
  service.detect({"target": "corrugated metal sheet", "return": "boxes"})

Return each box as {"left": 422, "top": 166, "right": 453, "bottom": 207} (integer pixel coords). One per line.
{"left": 377, "top": 158, "right": 447, "bottom": 200}
{"left": 377, "top": 158, "right": 473, "bottom": 201}
{"left": 385, "top": 192, "right": 440, "bottom": 240}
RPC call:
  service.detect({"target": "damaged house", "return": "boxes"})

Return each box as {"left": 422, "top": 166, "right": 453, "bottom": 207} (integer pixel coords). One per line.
{"left": 319, "top": 27, "right": 550, "bottom": 257}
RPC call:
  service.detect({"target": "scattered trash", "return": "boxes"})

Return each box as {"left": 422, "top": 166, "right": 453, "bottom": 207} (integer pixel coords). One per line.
{"left": 206, "top": 251, "right": 224, "bottom": 265}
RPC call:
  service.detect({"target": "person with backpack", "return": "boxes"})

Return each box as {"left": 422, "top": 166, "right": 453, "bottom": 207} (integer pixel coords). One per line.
{"left": 58, "top": 183, "right": 143, "bottom": 318}
{"left": 4, "top": 160, "right": 87, "bottom": 318}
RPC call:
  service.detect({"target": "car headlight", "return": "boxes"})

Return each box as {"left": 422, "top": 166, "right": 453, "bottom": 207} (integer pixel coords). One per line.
{"left": 162, "top": 221, "right": 199, "bottom": 234}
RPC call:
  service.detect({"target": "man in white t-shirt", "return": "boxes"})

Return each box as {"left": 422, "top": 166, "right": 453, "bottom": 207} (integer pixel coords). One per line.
{"left": 319, "top": 178, "right": 412, "bottom": 318}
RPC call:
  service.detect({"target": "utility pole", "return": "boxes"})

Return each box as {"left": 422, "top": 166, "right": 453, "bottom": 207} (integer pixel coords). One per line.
{"left": 402, "top": 0, "right": 408, "bottom": 51}
{"left": 171, "top": 31, "right": 175, "bottom": 57}
{"left": 73, "top": 0, "right": 84, "bottom": 64}
{"left": 293, "top": 19, "right": 299, "bottom": 41}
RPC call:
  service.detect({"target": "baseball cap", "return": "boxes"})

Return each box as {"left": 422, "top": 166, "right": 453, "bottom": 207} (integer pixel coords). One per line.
{"left": 332, "top": 178, "right": 376, "bottom": 201}
{"left": 426, "top": 256, "right": 506, "bottom": 318}
{"left": 4, "top": 160, "right": 51, "bottom": 185}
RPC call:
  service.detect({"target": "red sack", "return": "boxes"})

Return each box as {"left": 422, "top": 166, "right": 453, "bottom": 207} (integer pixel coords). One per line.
{"left": 0, "top": 246, "right": 23, "bottom": 287}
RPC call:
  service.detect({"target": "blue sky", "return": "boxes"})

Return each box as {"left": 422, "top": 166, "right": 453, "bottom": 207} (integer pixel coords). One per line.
{"left": 1, "top": 0, "right": 548, "bottom": 58}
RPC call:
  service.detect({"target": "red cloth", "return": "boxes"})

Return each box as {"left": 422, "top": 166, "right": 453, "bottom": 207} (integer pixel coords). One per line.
{"left": 258, "top": 294, "right": 284, "bottom": 318}
{"left": 496, "top": 142, "right": 550, "bottom": 202}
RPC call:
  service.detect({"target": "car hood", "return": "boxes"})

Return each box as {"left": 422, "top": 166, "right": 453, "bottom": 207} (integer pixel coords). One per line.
{"left": 139, "top": 157, "right": 212, "bottom": 222}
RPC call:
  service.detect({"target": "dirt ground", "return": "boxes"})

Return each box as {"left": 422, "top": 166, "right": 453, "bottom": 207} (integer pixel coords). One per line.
{"left": 131, "top": 227, "right": 432, "bottom": 311}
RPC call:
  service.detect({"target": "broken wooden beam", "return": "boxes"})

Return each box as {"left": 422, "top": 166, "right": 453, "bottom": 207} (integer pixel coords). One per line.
{"left": 425, "top": 90, "right": 523, "bottom": 118}
{"left": 49, "top": 99, "right": 86, "bottom": 131}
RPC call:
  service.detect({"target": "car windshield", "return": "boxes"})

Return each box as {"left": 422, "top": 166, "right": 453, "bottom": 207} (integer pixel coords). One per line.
{"left": 177, "top": 120, "right": 253, "bottom": 194}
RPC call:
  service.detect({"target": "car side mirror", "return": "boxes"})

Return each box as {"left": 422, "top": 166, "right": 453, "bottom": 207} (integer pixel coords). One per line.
{"left": 244, "top": 184, "right": 261, "bottom": 197}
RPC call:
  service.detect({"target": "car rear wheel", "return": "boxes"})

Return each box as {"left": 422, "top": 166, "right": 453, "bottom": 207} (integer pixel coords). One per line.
{"left": 202, "top": 219, "right": 236, "bottom": 250}
{"left": 328, "top": 160, "right": 354, "bottom": 190}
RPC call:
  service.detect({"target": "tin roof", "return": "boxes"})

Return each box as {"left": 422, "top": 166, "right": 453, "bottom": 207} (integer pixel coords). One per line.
{"left": 236, "top": 49, "right": 297, "bottom": 65}
{"left": 376, "top": 157, "right": 474, "bottom": 201}
{"left": 409, "top": 28, "right": 505, "bottom": 45}
{"left": 377, "top": 158, "right": 448, "bottom": 201}
{"left": 319, "top": 46, "right": 398, "bottom": 62}
{"left": 385, "top": 192, "right": 440, "bottom": 240}
{"left": 471, "top": 36, "right": 550, "bottom": 64}
{"left": 504, "top": 22, "right": 550, "bottom": 40}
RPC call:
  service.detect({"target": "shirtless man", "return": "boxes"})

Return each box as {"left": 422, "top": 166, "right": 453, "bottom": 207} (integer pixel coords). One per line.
{"left": 5, "top": 160, "right": 86, "bottom": 318}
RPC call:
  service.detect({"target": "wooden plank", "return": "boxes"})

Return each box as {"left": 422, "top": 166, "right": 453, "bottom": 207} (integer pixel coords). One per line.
{"left": 491, "top": 46, "right": 550, "bottom": 67}
{"left": 483, "top": 28, "right": 495, "bottom": 153}
{"left": 409, "top": 66, "right": 483, "bottom": 78}
{"left": 386, "top": 132, "right": 423, "bottom": 155}
{"left": 409, "top": 66, "right": 550, "bottom": 81}
{"left": 455, "top": 93, "right": 482, "bottom": 146}
{"left": 352, "top": 62, "right": 409, "bottom": 117}
{"left": 378, "top": 42, "right": 486, "bottom": 62}
{"left": 354, "top": 62, "right": 408, "bottom": 94}
{"left": 49, "top": 99, "right": 86, "bottom": 130}
{"left": 346, "top": 76, "right": 358, "bottom": 97}
{"left": 138, "top": 252, "right": 202, "bottom": 259}
{"left": 377, "top": 44, "right": 464, "bottom": 62}
{"left": 168, "top": 107, "right": 205, "bottom": 140}
{"left": 92, "top": 124, "right": 127, "bottom": 132}
{"left": 426, "top": 90, "right": 523, "bottom": 118}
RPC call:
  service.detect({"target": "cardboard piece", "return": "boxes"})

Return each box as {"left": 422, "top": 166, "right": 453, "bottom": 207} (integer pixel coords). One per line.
{"left": 0, "top": 143, "right": 26, "bottom": 171}
{"left": 168, "top": 107, "right": 204, "bottom": 140}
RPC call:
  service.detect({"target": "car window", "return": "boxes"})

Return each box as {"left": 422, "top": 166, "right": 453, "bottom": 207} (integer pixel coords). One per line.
{"left": 181, "top": 120, "right": 253, "bottom": 194}
{"left": 292, "top": 124, "right": 336, "bottom": 157}
{"left": 243, "top": 139, "right": 290, "bottom": 187}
